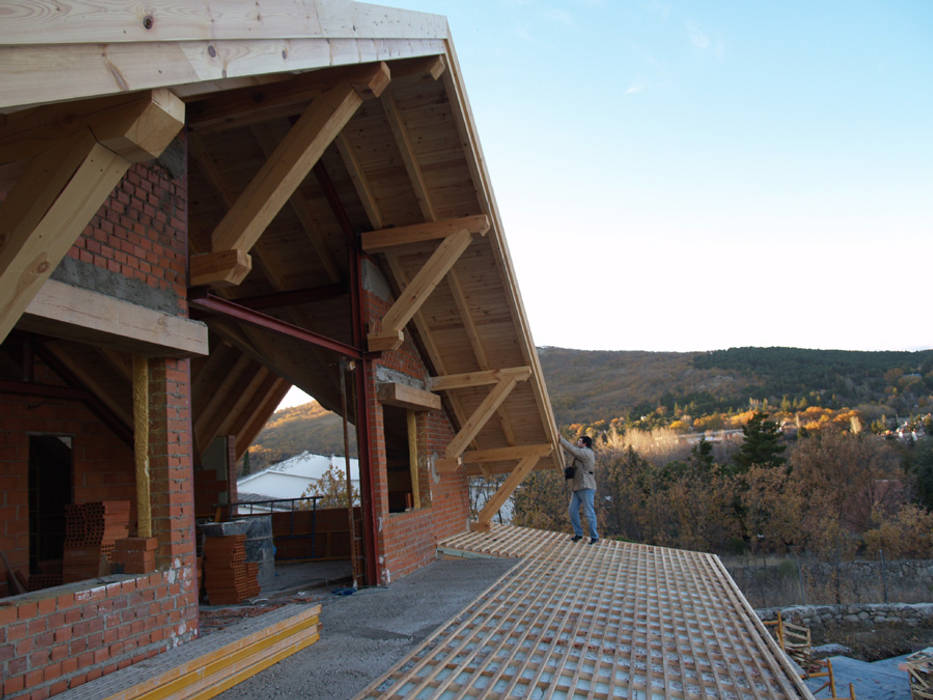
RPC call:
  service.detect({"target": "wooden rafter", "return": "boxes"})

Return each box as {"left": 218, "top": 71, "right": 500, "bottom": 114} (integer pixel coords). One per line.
{"left": 249, "top": 122, "right": 341, "bottom": 283}
{"left": 473, "top": 455, "right": 539, "bottom": 530}
{"left": 216, "top": 366, "right": 274, "bottom": 439}
{"left": 382, "top": 92, "right": 435, "bottom": 221}
{"left": 336, "top": 133, "right": 383, "bottom": 230}
{"left": 235, "top": 377, "right": 290, "bottom": 460}
{"left": 361, "top": 215, "right": 490, "bottom": 254}
{"left": 0, "top": 90, "right": 184, "bottom": 344}
{"left": 42, "top": 342, "right": 132, "bottom": 426}
{"left": 367, "top": 228, "right": 473, "bottom": 352}
{"left": 194, "top": 353, "right": 253, "bottom": 449}
{"left": 436, "top": 443, "right": 552, "bottom": 475}
{"left": 198, "top": 62, "right": 389, "bottom": 286}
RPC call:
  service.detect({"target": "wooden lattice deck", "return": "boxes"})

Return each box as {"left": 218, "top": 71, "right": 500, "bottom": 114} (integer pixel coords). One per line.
{"left": 358, "top": 525, "right": 813, "bottom": 699}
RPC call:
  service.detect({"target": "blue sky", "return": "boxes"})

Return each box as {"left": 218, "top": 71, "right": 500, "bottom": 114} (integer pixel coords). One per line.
{"left": 394, "top": 0, "right": 932, "bottom": 353}
{"left": 281, "top": 0, "right": 932, "bottom": 410}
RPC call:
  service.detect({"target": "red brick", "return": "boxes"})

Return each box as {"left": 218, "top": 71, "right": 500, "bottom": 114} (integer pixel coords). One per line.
{"left": 4, "top": 675, "right": 25, "bottom": 695}
{"left": 17, "top": 601, "right": 38, "bottom": 620}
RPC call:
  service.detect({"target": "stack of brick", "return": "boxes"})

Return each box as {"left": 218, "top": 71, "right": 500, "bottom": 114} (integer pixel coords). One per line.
{"left": 202, "top": 534, "right": 259, "bottom": 605}
{"left": 62, "top": 501, "right": 130, "bottom": 582}
{"left": 112, "top": 536, "right": 158, "bottom": 574}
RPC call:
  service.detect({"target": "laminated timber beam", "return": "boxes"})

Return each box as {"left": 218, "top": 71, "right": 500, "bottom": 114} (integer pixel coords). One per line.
{"left": 367, "top": 228, "right": 475, "bottom": 352}
{"left": 376, "top": 382, "right": 441, "bottom": 412}
{"left": 436, "top": 366, "right": 531, "bottom": 472}
{"left": 194, "top": 62, "right": 390, "bottom": 286}
{"left": 429, "top": 366, "right": 531, "bottom": 392}
{"left": 436, "top": 443, "right": 551, "bottom": 474}
{"left": 360, "top": 215, "right": 490, "bottom": 254}
{"left": 0, "top": 89, "right": 185, "bottom": 344}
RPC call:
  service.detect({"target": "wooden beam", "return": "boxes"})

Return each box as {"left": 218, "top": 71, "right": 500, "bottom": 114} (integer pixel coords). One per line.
{"left": 194, "top": 353, "right": 253, "bottom": 449}
{"left": 190, "top": 249, "right": 253, "bottom": 287}
{"left": 430, "top": 366, "right": 531, "bottom": 392}
{"left": 217, "top": 366, "right": 274, "bottom": 438}
{"left": 133, "top": 355, "right": 152, "bottom": 539}
{"left": 368, "top": 228, "right": 472, "bottom": 352}
{"left": 444, "top": 369, "right": 531, "bottom": 461}
{"left": 249, "top": 122, "right": 342, "bottom": 283}
{"left": 376, "top": 382, "right": 441, "bottom": 412}
{"left": 0, "top": 133, "right": 126, "bottom": 344}
{"left": 336, "top": 133, "right": 383, "bottom": 230}
{"left": 0, "top": 90, "right": 184, "bottom": 344}
{"left": 461, "top": 444, "right": 552, "bottom": 464}
{"left": 475, "top": 455, "right": 539, "bottom": 528}
{"left": 210, "top": 65, "right": 389, "bottom": 255}
{"left": 408, "top": 411, "right": 420, "bottom": 510}
{"left": 361, "top": 215, "right": 490, "bottom": 254}
{"left": 0, "top": 89, "right": 183, "bottom": 164}
{"left": 235, "top": 378, "right": 290, "bottom": 460}
{"left": 21, "top": 279, "right": 208, "bottom": 357}
{"left": 382, "top": 92, "right": 435, "bottom": 220}
{"left": 41, "top": 342, "right": 132, "bottom": 425}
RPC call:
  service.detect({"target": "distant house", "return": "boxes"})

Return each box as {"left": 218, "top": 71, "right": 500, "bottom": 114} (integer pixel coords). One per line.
{"left": 237, "top": 452, "right": 360, "bottom": 509}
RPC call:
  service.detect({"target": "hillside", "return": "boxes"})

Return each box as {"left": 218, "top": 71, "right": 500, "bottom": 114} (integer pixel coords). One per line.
{"left": 246, "top": 346, "right": 933, "bottom": 464}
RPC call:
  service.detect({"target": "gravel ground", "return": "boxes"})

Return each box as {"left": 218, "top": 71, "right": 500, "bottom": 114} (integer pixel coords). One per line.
{"left": 218, "top": 556, "right": 518, "bottom": 699}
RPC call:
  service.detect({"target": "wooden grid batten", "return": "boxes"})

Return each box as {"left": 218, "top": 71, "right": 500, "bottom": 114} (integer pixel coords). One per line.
{"left": 359, "top": 524, "right": 814, "bottom": 700}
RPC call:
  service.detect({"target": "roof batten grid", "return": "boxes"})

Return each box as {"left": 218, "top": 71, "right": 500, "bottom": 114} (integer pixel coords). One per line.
{"left": 361, "top": 525, "right": 813, "bottom": 699}
{"left": 409, "top": 540, "right": 592, "bottom": 697}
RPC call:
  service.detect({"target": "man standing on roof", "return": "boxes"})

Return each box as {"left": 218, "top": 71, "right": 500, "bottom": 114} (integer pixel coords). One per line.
{"left": 560, "top": 434, "right": 598, "bottom": 544}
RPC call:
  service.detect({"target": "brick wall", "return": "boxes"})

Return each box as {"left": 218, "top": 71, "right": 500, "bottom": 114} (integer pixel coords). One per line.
{"left": 361, "top": 290, "right": 471, "bottom": 584}
{"left": 0, "top": 570, "right": 196, "bottom": 698}
{"left": 0, "top": 391, "right": 135, "bottom": 599}
{"left": 1, "top": 148, "right": 198, "bottom": 698}
{"left": 53, "top": 137, "right": 188, "bottom": 316}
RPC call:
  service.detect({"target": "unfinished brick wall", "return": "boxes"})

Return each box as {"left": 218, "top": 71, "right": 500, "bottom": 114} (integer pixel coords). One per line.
{"left": 56, "top": 136, "right": 188, "bottom": 316}
{"left": 0, "top": 390, "right": 135, "bottom": 598}
{"left": 0, "top": 147, "right": 199, "bottom": 698}
{"left": 0, "top": 570, "right": 196, "bottom": 698}
{"left": 361, "top": 290, "right": 471, "bottom": 584}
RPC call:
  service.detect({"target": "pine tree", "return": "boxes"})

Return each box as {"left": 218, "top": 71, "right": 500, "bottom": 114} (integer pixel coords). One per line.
{"left": 734, "top": 412, "right": 786, "bottom": 471}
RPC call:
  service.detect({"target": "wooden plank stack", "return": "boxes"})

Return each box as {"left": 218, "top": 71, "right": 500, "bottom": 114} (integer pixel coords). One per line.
{"left": 63, "top": 501, "right": 130, "bottom": 582}
{"left": 99, "top": 604, "right": 321, "bottom": 700}
{"left": 203, "top": 534, "right": 260, "bottom": 605}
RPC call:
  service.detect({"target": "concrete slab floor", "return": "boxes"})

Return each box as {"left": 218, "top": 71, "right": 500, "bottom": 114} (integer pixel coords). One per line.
{"left": 217, "top": 556, "right": 519, "bottom": 699}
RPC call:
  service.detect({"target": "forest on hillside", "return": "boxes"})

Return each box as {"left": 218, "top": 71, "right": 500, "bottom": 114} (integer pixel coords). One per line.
{"left": 539, "top": 346, "right": 933, "bottom": 425}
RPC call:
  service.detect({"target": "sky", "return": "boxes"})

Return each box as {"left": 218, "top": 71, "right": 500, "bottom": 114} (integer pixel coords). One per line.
{"left": 281, "top": 0, "right": 932, "bottom": 410}
{"left": 393, "top": 0, "right": 932, "bottom": 353}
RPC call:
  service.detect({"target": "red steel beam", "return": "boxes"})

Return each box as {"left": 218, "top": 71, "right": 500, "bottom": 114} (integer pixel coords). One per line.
{"left": 189, "top": 292, "right": 363, "bottom": 360}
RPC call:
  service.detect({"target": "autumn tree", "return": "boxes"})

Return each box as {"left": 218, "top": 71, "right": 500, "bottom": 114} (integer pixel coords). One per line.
{"left": 511, "top": 468, "right": 568, "bottom": 532}
{"left": 303, "top": 463, "right": 359, "bottom": 508}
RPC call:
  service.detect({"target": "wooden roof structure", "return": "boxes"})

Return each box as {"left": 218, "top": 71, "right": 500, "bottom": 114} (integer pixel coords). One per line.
{"left": 362, "top": 525, "right": 816, "bottom": 699}
{"left": 0, "top": 1, "right": 562, "bottom": 483}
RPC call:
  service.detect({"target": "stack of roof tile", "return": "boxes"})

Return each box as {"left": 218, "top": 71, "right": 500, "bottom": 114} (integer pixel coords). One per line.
{"left": 112, "top": 536, "right": 158, "bottom": 574}
{"left": 63, "top": 501, "right": 130, "bottom": 582}
{"left": 203, "top": 534, "right": 260, "bottom": 605}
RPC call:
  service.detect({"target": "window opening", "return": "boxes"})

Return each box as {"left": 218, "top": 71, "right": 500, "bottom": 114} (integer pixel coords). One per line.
{"left": 383, "top": 404, "right": 419, "bottom": 513}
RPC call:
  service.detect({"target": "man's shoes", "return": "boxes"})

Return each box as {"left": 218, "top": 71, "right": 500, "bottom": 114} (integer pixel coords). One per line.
{"left": 588, "top": 538, "right": 598, "bottom": 545}
{"left": 570, "top": 535, "right": 583, "bottom": 542}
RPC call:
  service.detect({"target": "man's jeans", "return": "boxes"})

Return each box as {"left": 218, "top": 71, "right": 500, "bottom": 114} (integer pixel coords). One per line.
{"left": 569, "top": 488, "right": 598, "bottom": 540}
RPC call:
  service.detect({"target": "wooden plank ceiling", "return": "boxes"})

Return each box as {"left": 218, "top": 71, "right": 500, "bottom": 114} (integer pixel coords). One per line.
{"left": 183, "top": 55, "right": 559, "bottom": 473}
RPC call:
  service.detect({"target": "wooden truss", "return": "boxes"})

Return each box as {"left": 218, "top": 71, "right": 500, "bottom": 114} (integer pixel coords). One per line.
{"left": 360, "top": 525, "right": 816, "bottom": 700}
{"left": 0, "top": 89, "right": 185, "bottom": 344}
{"left": 190, "top": 62, "right": 391, "bottom": 286}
